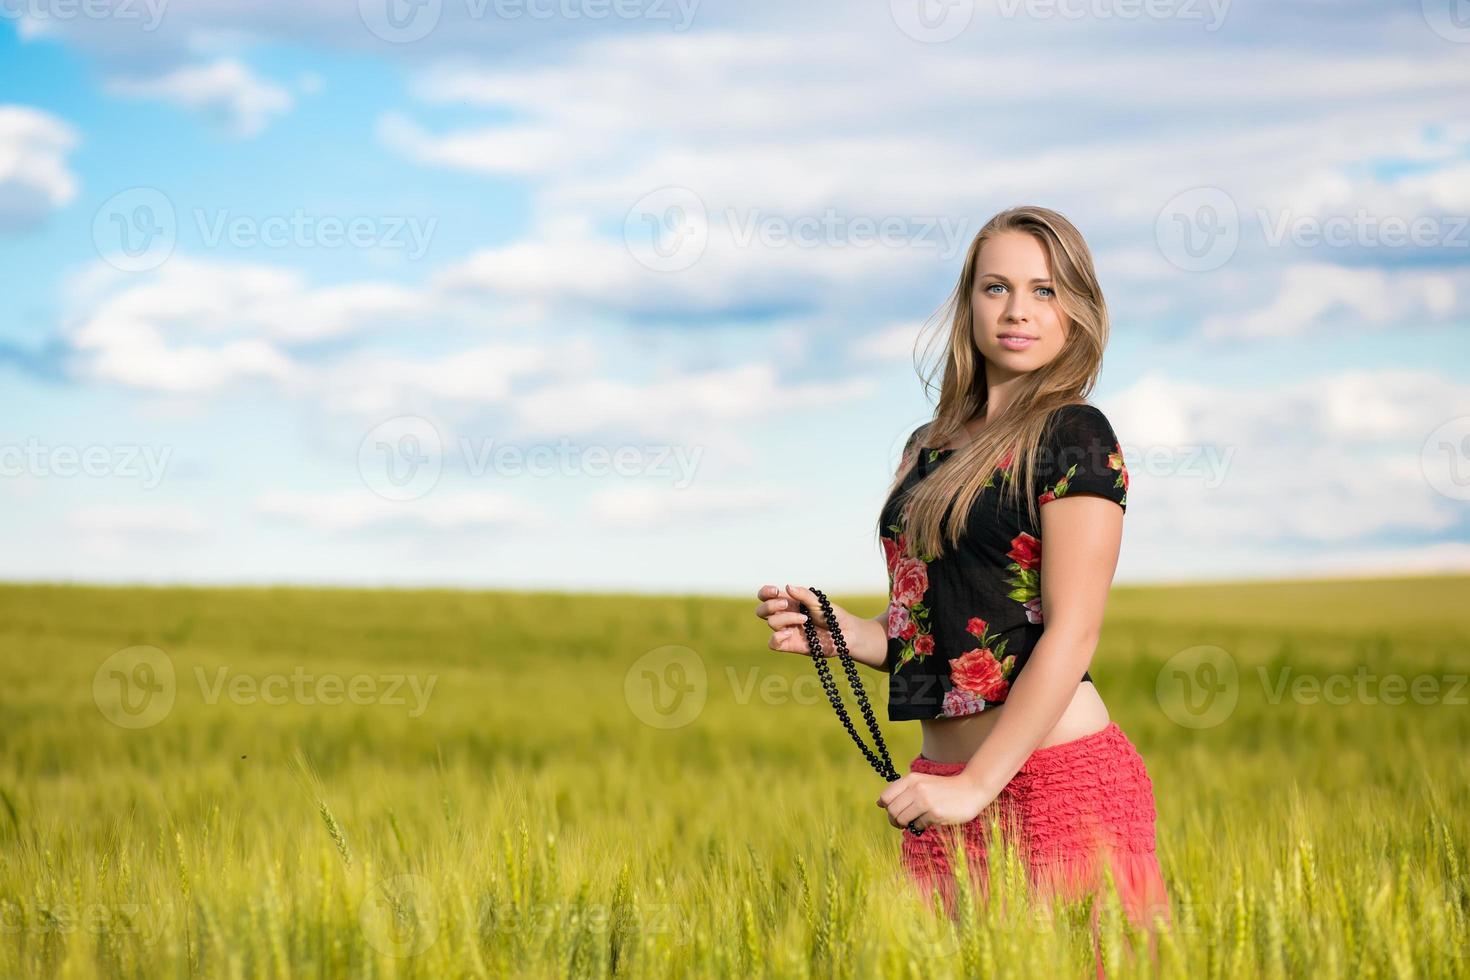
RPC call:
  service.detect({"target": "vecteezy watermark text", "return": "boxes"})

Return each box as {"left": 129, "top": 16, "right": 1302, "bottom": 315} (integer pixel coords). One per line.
{"left": 358, "top": 416, "right": 704, "bottom": 502}
{"left": 1156, "top": 645, "right": 1467, "bottom": 728}
{"left": 93, "top": 645, "right": 438, "bottom": 729}
{"left": 195, "top": 666, "right": 437, "bottom": 717}
{"left": 358, "top": 0, "right": 701, "bottom": 44}
{"left": 0, "top": 0, "right": 169, "bottom": 31}
{"left": 1157, "top": 187, "right": 1470, "bottom": 271}
{"left": 194, "top": 208, "right": 437, "bottom": 260}
{"left": 92, "top": 188, "right": 439, "bottom": 272}
{"left": 0, "top": 439, "right": 171, "bottom": 489}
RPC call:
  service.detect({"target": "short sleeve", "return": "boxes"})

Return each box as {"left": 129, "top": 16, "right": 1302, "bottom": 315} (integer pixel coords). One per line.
{"left": 1036, "top": 405, "right": 1129, "bottom": 512}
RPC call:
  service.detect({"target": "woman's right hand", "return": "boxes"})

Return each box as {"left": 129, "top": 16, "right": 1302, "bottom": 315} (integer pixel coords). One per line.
{"left": 755, "top": 583, "right": 868, "bottom": 661}
{"left": 755, "top": 584, "right": 814, "bottom": 656}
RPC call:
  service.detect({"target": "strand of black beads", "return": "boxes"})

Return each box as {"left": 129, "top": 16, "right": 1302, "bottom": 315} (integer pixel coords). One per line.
{"left": 801, "top": 587, "right": 923, "bottom": 838}
{"left": 801, "top": 611, "right": 885, "bottom": 775}
{"left": 813, "top": 587, "right": 898, "bottom": 780}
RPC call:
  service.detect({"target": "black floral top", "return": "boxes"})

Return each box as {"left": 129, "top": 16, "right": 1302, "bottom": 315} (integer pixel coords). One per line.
{"left": 880, "top": 404, "right": 1129, "bottom": 721}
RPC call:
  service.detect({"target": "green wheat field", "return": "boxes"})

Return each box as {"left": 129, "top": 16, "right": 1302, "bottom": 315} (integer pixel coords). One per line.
{"left": 2, "top": 576, "right": 1467, "bottom": 978}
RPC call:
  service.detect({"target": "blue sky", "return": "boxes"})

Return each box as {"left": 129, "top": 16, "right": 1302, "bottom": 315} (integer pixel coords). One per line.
{"left": 2, "top": 0, "right": 1469, "bottom": 594}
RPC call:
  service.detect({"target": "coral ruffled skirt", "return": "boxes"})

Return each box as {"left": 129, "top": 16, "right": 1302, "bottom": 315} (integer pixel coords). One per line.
{"left": 899, "top": 722, "right": 1171, "bottom": 938}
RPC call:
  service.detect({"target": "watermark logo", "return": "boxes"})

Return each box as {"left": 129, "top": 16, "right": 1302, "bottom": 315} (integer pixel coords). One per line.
{"left": 93, "top": 645, "right": 177, "bottom": 730}
{"left": 93, "top": 187, "right": 176, "bottom": 273}
{"left": 1155, "top": 187, "right": 1239, "bottom": 272}
{"left": 1422, "top": 0, "right": 1470, "bottom": 43}
{"left": 1155, "top": 644, "right": 1238, "bottom": 729}
{"left": 890, "top": 0, "right": 974, "bottom": 42}
{"left": 358, "top": 0, "right": 442, "bottom": 42}
{"left": 360, "top": 874, "right": 440, "bottom": 957}
{"left": 1421, "top": 416, "right": 1470, "bottom": 501}
{"left": 359, "top": 416, "right": 444, "bottom": 502}
{"left": 624, "top": 645, "right": 707, "bottom": 729}
{"left": 625, "top": 186, "right": 709, "bottom": 273}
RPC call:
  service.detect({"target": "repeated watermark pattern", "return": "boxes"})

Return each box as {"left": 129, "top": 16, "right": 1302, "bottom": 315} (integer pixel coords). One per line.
{"left": 1156, "top": 645, "right": 1467, "bottom": 729}
{"left": 1422, "top": 416, "right": 1470, "bottom": 502}
{"left": 1422, "top": 0, "right": 1470, "bottom": 43}
{"left": 624, "top": 188, "right": 980, "bottom": 271}
{"left": 625, "top": 646, "right": 932, "bottom": 730}
{"left": 0, "top": 439, "right": 172, "bottom": 489}
{"left": 889, "top": 0, "right": 1231, "bottom": 43}
{"left": 358, "top": 874, "right": 695, "bottom": 958}
{"left": 357, "top": 416, "right": 704, "bottom": 501}
{"left": 360, "top": 874, "right": 441, "bottom": 957}
{"left": 624, "top": 645, "right": 708, "bottom": 729}
{"left": 92, "top": 187, "right": 438, "bottom": 273}
{"left": 0, "top": 899, "right": 174, "bottom": 945}
{"left": 0, "top": 0, "right": 169, "bottom": 31}
{"left": 92, "top": 645, "right": 438, "bottom": 729}
{"left": 357, "top": 0, "right": 701, "bottom": 44}
{"left": 1157, "top": 187, "right": 1469, "bottom": 271}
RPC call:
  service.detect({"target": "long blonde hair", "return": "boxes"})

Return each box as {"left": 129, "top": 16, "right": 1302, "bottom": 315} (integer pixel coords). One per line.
{"left": 877, "top": 205, "right": 1112, "bottom": 560}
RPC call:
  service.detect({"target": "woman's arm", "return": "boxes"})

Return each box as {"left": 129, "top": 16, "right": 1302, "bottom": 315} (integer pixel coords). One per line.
{"left": 956, "top": 493, "right": 1123, "bottom": 798}
{"left": 867, "top": 608, "right": 892, "bottom": 673}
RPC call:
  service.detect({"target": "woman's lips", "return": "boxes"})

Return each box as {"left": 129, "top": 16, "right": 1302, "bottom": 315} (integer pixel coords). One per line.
{"left": 998, "top": 335, "right": 1036, "bottom": 351}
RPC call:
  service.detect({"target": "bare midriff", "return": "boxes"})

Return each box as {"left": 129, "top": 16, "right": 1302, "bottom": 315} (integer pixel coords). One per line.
{"left": 917, "top": 680, "right": 1111, "bottom": 765}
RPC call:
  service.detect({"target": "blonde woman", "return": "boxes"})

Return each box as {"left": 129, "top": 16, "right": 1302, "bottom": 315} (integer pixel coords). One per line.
{"left": 756, "top": 206, "right": 1170, "bottom": 966}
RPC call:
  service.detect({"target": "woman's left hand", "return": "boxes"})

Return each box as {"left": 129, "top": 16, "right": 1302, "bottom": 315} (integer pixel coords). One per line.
{"left": 877, "top": 771, "right": 994, "bottom": 831}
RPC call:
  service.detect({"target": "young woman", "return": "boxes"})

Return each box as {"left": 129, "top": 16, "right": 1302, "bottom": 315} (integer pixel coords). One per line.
{"left": 755, "top": 206, "right": 1171, "bottom": 960}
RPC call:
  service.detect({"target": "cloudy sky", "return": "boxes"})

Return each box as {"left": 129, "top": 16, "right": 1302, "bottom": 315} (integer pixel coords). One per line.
{"left": 2, "top": 0, "right": 1468, "bottom": 595}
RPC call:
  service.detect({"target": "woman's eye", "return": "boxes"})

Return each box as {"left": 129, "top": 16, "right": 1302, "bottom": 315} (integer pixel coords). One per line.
{"left": 1037, "top": 286, "right": 1055, "bottom": 298}
{"left": 984, "top": 283, "right": 1005, "bottom": 295}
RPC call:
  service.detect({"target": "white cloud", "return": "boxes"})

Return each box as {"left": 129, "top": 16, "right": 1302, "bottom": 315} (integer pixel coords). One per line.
{"left": 314, "top": 340, "right": 591, "bottom": 416}
{"left": 105, "top": 58, "right": 293, "bottom": 138}
{"left": 64, "top": 256, "right": 442, "bottom": 393}
{"left": 1106, "top": 368, "right": 1470, "bottom": 546}
{"left": 431, "top": 209, "right": 947, "bottom": 321}
{"left": 68, "top": 504, "right": 208, "bottom": 536}
{"left": 0, "top": 105, "right": 80, "bottom": 230}
{"left": 255, "top": 489, "right": 541, "bottom": 532}
{"left": 366, "top": 34, "right": 1470, "bottom": 345}
{"left": 509, "top": 362, "right": 879, "bottom": 436}
{"left": 1199, "top": 264, "right": 1460, "bottom": 340}
{"left": 377, "top": 111, "right": 602, "bottom": 177}
{"left": 852, "top": 320, "right": 933, "bottom": 364}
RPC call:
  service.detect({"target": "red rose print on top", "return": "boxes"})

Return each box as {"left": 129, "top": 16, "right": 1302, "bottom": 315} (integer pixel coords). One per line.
{"left": 883, "top": 524, "right": 937, "bottom": 671}
{"left": 1004, "top": 532, "right": 1044, "bottom": 625}
{"left": 941, "top": 617, "right": 1017, "bottom": 716}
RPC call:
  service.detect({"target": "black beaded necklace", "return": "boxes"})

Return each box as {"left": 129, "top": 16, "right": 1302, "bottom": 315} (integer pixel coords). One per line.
{"left": 800, "top": 586, "right": 923, "bottom": 837}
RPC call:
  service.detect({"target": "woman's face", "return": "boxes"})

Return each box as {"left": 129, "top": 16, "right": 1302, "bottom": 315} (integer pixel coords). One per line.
{"left": 970, "top": 230, "right": 1070, "bottom": 376}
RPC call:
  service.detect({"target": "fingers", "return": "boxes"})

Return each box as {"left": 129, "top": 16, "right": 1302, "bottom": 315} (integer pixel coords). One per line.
{"left": 878, "top": 777, "right": 903, "bottom": 808}
{"left": 755, "top": 587, "right": 802, "bottom": 622}
{"left": 771, "top": 621, "right": 831, "bottom": 656}
{"left": 784, "top": 583, "right": 815, "bottom": 614}
{"left": 878, "top": 777, "right": 927, "bottom": 830}
{"left": 766, "top": 610, "right": 809, "bottom": 631}
{"left": 890, "top": 798, "right": 927, "bottom": 830}
{"left": 769, "top": 627, "right": 810, "bottom": 654}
